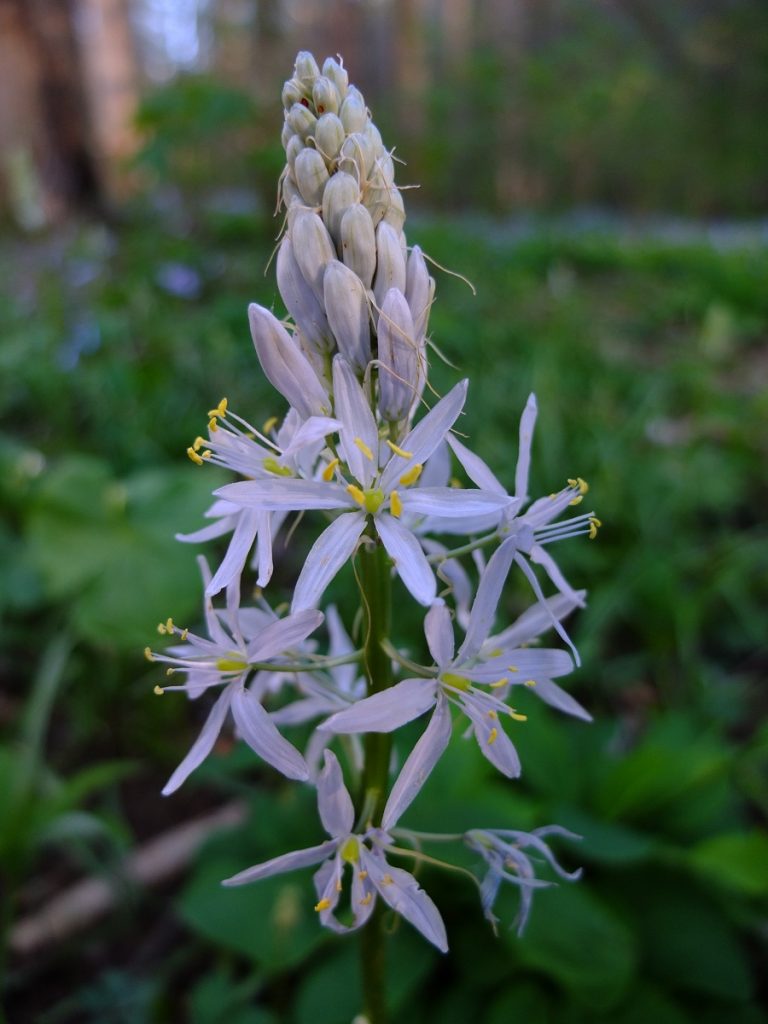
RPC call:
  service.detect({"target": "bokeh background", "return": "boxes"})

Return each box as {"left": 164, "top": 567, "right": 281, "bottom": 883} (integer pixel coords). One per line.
{"left": 2, "top": 1, "right": 767, "bottom": 1021}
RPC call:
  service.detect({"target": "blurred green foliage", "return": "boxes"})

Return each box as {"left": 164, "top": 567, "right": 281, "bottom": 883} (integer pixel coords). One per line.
{"left": 1, "top": 194, "right": 767, "bottom": 1020}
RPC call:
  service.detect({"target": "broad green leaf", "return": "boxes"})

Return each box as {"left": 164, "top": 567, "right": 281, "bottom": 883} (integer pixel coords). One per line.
{"left": 689, "top": 831, "right": 768, "bottom": 895}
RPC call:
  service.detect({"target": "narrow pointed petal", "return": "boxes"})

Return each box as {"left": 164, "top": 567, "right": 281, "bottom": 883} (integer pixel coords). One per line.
{"left": 246, "top": 608, "right": 323, "bottom": 661}
{"left": 255, "top": 512, "right": 274, "bottom": 587}
{"left": 424, "top": 601, "right": 455, "bottom": 667}
{"left": 280, "top": 416, "right": 342, "bottom": 458}
{"left": 400, "top": 487, "right": 509, "bottom": 519}
{"left": 215, "top": 478, "right": 350, "bottom": 512}
{"left": 322, "top": 677, "right": 437, "bottom": 734}
{"left": 446, "top": 434, "right": 506, "bottom": 495}
{"left": 458, "top": 537, "right": 518, "bottom": 662}
{"left": 380, "top": 380, "right": 467, "bottom": 491}
{"left": 382, "top": 696, "right": 452, "bottom": 830}
{"left": 176, "top": 516, "right": 235, "bottom": 544}
{"left": 469, "top": 648, "right": 574, "bottom": 682}
{"left": 514, "top": 552, "right": 581, "bottom": 667}
{"left": 205, "top": 510, "right": 260, "bottom": 596}
{"left": 325, "top": 604, "right": 357, "bottom": 693}
{"left": 361, "top": 849, "right": 448, "bottom": 953}
{"left": 332, "top": 356, "right": 379, "bottom": 488}
{"left": 375, "top": 513, "right": 436, "bottom": 606}
{"left": 230, "top": 688, "right": 309, "bottom": 780}
{"left": 317, "top": 750, "right": 355, "bottom": 836}
{"left": 222, "top": 839, "right": 338, "bottom": 886}
{"left": 462, "top": 696, "right": 521, "bottom": 779}
{"left": 514, "top": 393, "right": 538, "bottom": 501}
{"left": 531, "top": 678, "right": 593, "bottom": 722}
{"left": 291, "top": 512, "right": 366, "bottom": 612}
{"left": 488, "top": 590, "right": 586, "bottom": 649}
{"left": 162, "top": 686, "right": 234, "bottom": 796}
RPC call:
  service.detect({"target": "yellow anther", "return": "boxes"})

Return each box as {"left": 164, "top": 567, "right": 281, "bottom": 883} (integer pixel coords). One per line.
{"left": 208, "top": 398, "right": 228, "bottom": 418}
{"left": 347, "top": 484, "right": 366, "bottom": 506}
{"left": 509, "top": 710, "right": 528, "bottom": 722}
{"left": 488, "top": 647, "right": 503, "bottom": 658}
{"left": 487, "top": 727, "right": 499, "bottom": 745}
{"left": 381, "top": 874, "right": 394, "bottom": 886}
{"left": 569, "top": 496, "right": 583, "bottom": 507}
{"left": 144, "top": 646, "right": 155, "bottom": 662}
{"left": 322, "top": 458, "right": 339, "bottom": 482}
{"left": 340, "top": 837, "right": 360, "bottom": 863}
{"left": 489, "top": 677, "right": 508, "bottom": 689}
{"left": 153, "top": 685, "right": 165, "bottom": 696}
{"left": 588, "top": 516, "right": 602, "bottom": 540}
{"left": 208, "top": 417, "right": 219, "bottom": 433}
{"left": 390, "top": 490, "right": 403, "bottom": 518}
{"left": 386, "top": 440, "right": 413, "bottom": 459}
{"left": 359, "top": 893, "right": 373, "bottom": 906}
{"left": 166, "top": 618, "right": 174, "bottom": 633}
{"left": 263, "top": 416, "right": 279, "bottom": 433}
{"left": 201, "top": 450, "right": 212, "bottom": 459}
{"left": 335, "top": 880, "right": 342, "bottom": 893}
{"left": 524, "top": 679, "right": 537, "bottom": 688}
{"left": 359, "top": 870, "right": 368, "bottom": 880}
{"left": 548, "top": 493, "right": 557, "bottom": 500}
{"left": 193, "top": 436, "right": 206, "bottom": 451}
{"left": 450, "top": 477, "right": 462, "bottom": 489}
{"left": 181, "top": 628, "right": 189, "bottom": 641}
{"left": 508, "top": 665, "right": 519, "bottom": 673}
{"left": 187, "top": 447, "right": 204, "bottom": 465}
{"left": 314, "top": 898, "right": 332, "bottom": 912}
{"left": 354, "top": 437, "right": 374, "bottom": 461}
{"left": 166, "top": 667, "right": 175, "bottom": 676}
{"left": 568, "top": 477, "right": 589, "bottom": 495}
{"left": 157, "top": 622, "right": 167, "bottom": 635}
{"left": 488, "top": 710, "right": 498, "bottom": 719}
{"left": 399, "top": 463, "right": 423, "bottom": 487}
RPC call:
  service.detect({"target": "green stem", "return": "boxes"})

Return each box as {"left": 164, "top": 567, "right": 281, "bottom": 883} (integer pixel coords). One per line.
{"left": 356, "top": 536, "right": 393, "bottom": 1024}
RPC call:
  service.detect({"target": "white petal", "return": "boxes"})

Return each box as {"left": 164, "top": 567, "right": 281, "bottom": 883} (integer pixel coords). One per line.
{"left": 361, "top": 849, "right": 448, "bottom": 953}
{"left": 215, "top": 478, "right": 350, "bottom": 512}
{"left": 514, "top": 552, "right": 581, "bottom": 667}
{"left": 514, "top": 393, "right": 538, "bottom": 501}
{"left": 446, "top": 434, "right": 506, "bottom": 495}
{"left": 380, "top": 379, "right": 468, "bottom": 491}
{"left": 458, "top": 537, "right": 518, "bottom": 662}
{"left": 222, "top": 839, "right": 337, "bottom": 886}
{"left": 246, "top": 608, "right": 324, "bottom": 661}
{"left": 205, "top": 510, "right": 260, "bottom": 596}
{"left": 424, "top": 601, "right": 454, "bottom": 667}
{"left": 470, "top": 648, "right": 574, "bottom": 682}
{"left": 255, "top": 512, "right": 274, "bottom": 587}
{"left": 230, "top": 687, "right": 309, "bottom": 780}
{"left": 316, "top": 750, "right": 355, "bottom": 836}
{"left": 488, "top": 590, "right": 586, "bottom": 649}
{"left": 321, "top": 677, "right": 437, "bottom": 734}
{"left": 176, "top": 516, "right": 235, "bottom": 544}
{"left": 375, "top": 514, "right": 436, "bottom": 606}
{"left": 400, "top": 487, "right": 509, "bottom": 519}
{"left": 332, "top": 356, "right": 379, "bottom": 488}
{"left": 462, "top": 695, "right": 521, "bottom": 779}
{"left": 162, "top": 686, "right": 233, "bottom": 796}
{"left": 280, "top": 416, "right": 341, "bottom": 457}
{"left": 382, "top": 695, "right": 452, "bottom": 830}
{"left": 531, "top": 678, "right": 593, "bottom": 722}
{"left": 291, "top": 512, "right": 366, "bottom": 612}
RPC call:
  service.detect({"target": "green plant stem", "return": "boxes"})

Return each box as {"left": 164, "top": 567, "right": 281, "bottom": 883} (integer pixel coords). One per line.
{"left": 357, "top": 537, "right": 393, "bottom": 1024}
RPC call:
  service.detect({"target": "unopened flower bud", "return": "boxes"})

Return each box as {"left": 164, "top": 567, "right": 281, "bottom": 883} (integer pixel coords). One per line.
{"left": 287, "top": 103, "right": 316, "bottom": 140}
{"left": 373, "top": 221, "right": 407, "bottom": 310}
{"left": 281, "top": 174, "right": 302, "bottom": 208}
{"left": 290, "top": 209, "right": 336, "bottom": 303}
{"left": 285, "top": 134, "right": 304, "bottom": 169}
{"left": 324, "top": 260, "right": 372, "bottom": 372}
{"left": 382, "top": 187, "right": 406, "bottom": 232}
{"left": 281, "top": 121, "right": 295, "bottom": 152}
{"left": 322, "top": 57, "right": 348, "bottom": 99}
{"left": 364, "top": 121, "right": 384, "bottom": 156}
{"left": 315, "top": 113, "right": 346, "bottom": 163}
{"left": 340, "top": 204, "right": 377, "bottom": 288}
{"left": 339, "top": 91, "right": 368, "bottom": 134}
{"left": 248, "top": 303, "right": 329, "bottom": 419}
{"left": 322, "top": 171, "right": 360, "bottom": 247}
{"left": 294, "top": 51, "right": 320, "bottom": 89}
{"left": 277, "top": 234, "right": 333, "bottom": 353}
{"left": 339, "top": 132, "right": 375, "bottom": 185}
{"left": 312, "top": 76, "right": 340, "bottom": 116}
{"left": 295, "top": 148, "right": 329, "bottom": 207}
{"left": 282, "top": 78, "right": 307, "bottom": 110}
{"left": 377, "top": 288, "right": 421, "bottom": 422}
{"left": 406, "top": 245, "right": 432, "bottom": 342}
